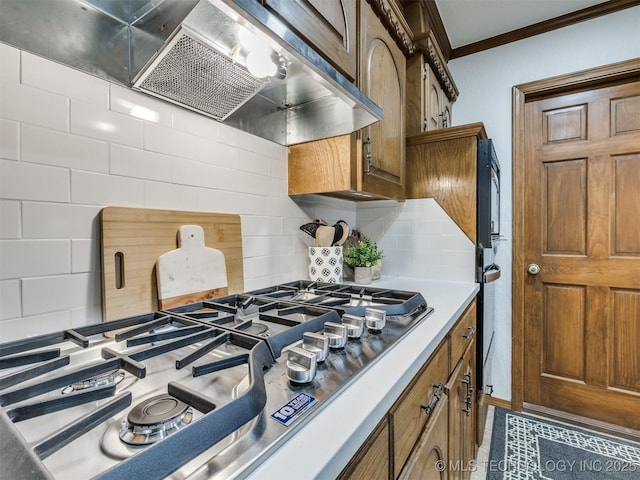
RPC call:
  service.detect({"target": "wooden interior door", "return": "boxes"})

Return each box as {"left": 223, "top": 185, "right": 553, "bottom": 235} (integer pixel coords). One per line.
{"left": 521, "top": 77, "right": 640, "bottom": 431}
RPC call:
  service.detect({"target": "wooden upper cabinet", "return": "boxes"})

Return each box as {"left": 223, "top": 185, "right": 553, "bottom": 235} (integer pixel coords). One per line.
{"left": 359, "top": 0, "right": 406, "bottom": 201}
{"left": 263, "top": 0, "right": 357, "bottom": 80}
{"left": 287, "top": 0, "right": 408, "bottom": 201}
{"left": 406, "top": 123, "right": 487, "bottom": 243}
{"left": 406, "top": 51, "right": 455, "bottom": 135}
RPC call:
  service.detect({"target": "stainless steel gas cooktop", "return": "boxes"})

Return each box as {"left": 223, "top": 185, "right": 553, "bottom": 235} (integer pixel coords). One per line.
{"left": 0, "top": 281, "right": 433, "bottom": 480}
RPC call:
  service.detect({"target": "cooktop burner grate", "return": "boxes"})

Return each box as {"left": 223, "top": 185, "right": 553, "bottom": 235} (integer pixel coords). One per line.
{"left": 0, "top": 280, "right": 432, "bottom": 480}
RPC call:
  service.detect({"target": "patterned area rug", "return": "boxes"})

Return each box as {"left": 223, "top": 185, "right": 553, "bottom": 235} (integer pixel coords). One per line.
{"left": 488, "top": 408, "right": 640, "bottom": 480}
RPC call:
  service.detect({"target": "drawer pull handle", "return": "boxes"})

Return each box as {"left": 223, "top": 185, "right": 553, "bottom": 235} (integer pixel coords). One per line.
{"left": 420, "top": 383, "right": 445, "bottom": 415}
{"left": 462, "top": 326, "right": 475, "bottom": 339}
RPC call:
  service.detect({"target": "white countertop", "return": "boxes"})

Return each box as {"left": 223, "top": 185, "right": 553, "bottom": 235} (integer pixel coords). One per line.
{"left": 245, "top": 276, "right": 479, "bottom": 479}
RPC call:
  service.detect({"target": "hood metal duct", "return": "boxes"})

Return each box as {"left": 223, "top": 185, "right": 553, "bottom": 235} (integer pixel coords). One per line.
{"left": 0, "top": 0, "right": 382, "bottom": 145}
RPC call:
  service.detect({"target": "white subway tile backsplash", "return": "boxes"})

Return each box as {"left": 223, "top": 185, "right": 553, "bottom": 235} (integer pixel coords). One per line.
{"left": 110, "top": 84, "right": 173, "bottom": 126}
{"left": 0, "top": 160, "right": 70, "bottom": 202}
{"left": 241, "top": 216, "right": 283, "bottom": 236}
{"left": 0, "top": 82, "right": 68, "bottom": 132}
{"left": 231, "top": 150, "right": 270, "bottom": 176}
{"left": 270, "top": 197, "right": 307, "bottom": 219}
{"left": 253, "top": 136, "right": 285, "bottom": 160}
{"left": 199, "top": 190, "right": 270, "bottom": 216}
{"left": 72, "top": 170, "right": 145, "bottom": 206}
{"left": 22, "top": 51, "right": 108, "bottom": 106}
{"left": 72, "top": 239, "right": 98, "bottom": 273}
{"left": 217, "top": 123, "right": 254, "bottom": 149}
{"left": 171, "top": 158, "right": 218, "bottom": 188}
{"left": 70, "top": 100, "right": 143, "bottom": 147}
{"left": 110, "top": 144, "right": 172, "bottom": 182}
{"left": 0, "top": 119, "right": 19, "bottom": 160}
{"left": 22, "top": 125, "right": 109, "bottom": 172}
{"left": 0, "top": 311, "right": 72, "bottom": 342}
{"left": 195, "top": 188, "right": 237, "bottom": 215}
{"left": 144, "top": 122, "right": 196, "bottom": 159}
{"left": 197, "top": 137, "right": 236, "bottom": 165}
{"left": 0, "top": 279, "right": 21, "bottom": 320}
{"left": 22, "top": 202, "right": 101, "bottom": 239}
{"left": 0, "top": 201, "right": 20, "bottom": 239}
{"left": 216, "top": 167, "right": 255, "bottom": 194}
{"left": 268, "top": 155, "right": 287, "bottom": 179}
{"left": 0, "top": 43, "right": 19, "bottom": 85}
{"left": 22, "top": 272, "right": 99, "bottom": 316}
{"left": 242, "top": 236, "right": 271, "bottom": 258}
{"left": 143, "top": 181, "right": 198, "bottom": 211}
{"left": 0, "top": 240, "right": 70, "bottom": 279}
{"left": 173, "top": 107, "right": 219, "bottom": 141}
{"left": 70, "top": 305, "right": 103, "bottom": 328}
{"left": 251, "top": 174, "right": 282, "bottom": 197}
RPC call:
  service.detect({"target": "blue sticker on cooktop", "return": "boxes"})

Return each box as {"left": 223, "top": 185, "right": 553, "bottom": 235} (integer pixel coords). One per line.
{"left": 271, "top": 392, "right": 316, "bottom": 426}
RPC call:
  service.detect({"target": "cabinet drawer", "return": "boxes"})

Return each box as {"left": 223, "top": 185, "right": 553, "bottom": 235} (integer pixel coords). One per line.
{"left": 449, "top": 299, "right": 476, "bottom": 372}
{"left": 390, "top": 339, "right": 449, "bottom": 477}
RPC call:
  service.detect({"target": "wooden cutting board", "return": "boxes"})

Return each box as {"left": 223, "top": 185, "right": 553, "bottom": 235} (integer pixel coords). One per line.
{"left": 100, "top": 207, "right": 244, "bottom": 321}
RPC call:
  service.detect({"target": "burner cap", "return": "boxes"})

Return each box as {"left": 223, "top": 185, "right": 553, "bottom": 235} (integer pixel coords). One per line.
{"left": 245, "top": 322, "right": 269, "bottom": 336}
{"left": 119, "top": 394, "right": 193, "bottom": 446}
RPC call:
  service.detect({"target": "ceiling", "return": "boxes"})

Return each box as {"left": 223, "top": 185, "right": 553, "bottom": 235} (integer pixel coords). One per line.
{"left": 434, "top": 0, "right": 608, "bottom": 49}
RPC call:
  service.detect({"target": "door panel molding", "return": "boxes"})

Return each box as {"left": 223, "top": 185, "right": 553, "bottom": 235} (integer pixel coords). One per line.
{"left": 512, "top": 58, "right": 640, "bottom": 411}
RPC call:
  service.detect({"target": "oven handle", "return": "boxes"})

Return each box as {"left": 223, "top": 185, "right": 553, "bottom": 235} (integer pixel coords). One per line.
{"left": 483, "top": 264, "right": 501, "bottom": 283}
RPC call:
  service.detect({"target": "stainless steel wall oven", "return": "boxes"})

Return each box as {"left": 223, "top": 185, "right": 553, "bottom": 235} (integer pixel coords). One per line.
{"left": 476, "top": 138, "right": 501, "bottom": 406}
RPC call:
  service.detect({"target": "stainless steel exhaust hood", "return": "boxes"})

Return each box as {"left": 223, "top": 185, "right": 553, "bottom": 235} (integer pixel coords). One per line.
{"left": 0, "top": 0, "right": 382, "bottom": 145}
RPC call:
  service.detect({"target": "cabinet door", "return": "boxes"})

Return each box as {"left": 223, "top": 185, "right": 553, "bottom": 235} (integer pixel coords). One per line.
{"left": 390, "top": 339, "right": 448, "bottom": 477}
{"left": 359, "top": 0, "right": 406, "bottom": 201}
{"left": 449, "top": 300, "right": 476, "bottom": 375}
{"left": 446, "top": 340, "right": 476, "bottom": 480}
{"left": 263, "top": 0, "right": 357, "bottom": 80}
{"left": 338, "top": 416, "right": 390, "bottom": 480}
{"left": 399, "top": 395, "right": 449, "bottom": 480}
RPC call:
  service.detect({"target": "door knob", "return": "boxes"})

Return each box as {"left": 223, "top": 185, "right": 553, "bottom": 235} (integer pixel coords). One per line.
{"left": 527, "top": 263, "right": 540, "bottom": 275}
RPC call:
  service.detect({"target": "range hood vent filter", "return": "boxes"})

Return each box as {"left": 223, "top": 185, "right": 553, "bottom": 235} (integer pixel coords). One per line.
{"left": 136, "top": 31, "right": 267, "bottom": 121}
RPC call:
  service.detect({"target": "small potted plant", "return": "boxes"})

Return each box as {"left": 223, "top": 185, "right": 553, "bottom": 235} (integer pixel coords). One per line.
{"left": 344, "top": 235, "right": 384, "bottom": 285}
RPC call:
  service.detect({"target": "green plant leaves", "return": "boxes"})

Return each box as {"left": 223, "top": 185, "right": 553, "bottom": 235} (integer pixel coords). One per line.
{"left": 344, "top": 236, "right": 383, "bottom": 267}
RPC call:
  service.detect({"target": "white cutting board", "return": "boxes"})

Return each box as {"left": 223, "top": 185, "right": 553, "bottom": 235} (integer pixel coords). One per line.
{"left": 156, "top": 225, "right": 228, "bottom": 308}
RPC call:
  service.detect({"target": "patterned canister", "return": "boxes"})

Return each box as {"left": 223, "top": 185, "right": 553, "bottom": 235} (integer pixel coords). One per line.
{"left": 308, "top": 246, "right": 343, "bottom": 283}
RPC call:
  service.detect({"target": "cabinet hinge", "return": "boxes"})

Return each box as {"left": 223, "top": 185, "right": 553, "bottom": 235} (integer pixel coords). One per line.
{"left": 363, "top": 137, "right": 372, "bottom": 175}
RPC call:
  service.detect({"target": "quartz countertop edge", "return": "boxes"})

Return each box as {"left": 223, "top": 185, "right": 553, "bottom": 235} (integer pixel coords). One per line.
{"left": 246, "top": 276, "right": 480, "bottom": 479}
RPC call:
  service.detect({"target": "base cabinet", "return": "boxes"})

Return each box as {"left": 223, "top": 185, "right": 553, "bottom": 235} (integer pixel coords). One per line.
{"left": 338, "top": 299, "right": 479, "bottom": 480}
{"left": 446, "top": 340, "right": 476, "bottom": 480}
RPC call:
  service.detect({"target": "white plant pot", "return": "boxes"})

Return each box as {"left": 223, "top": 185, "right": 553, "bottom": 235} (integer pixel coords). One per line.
{"left": 354, "top": 266, "right": 373, "bottom": 285}
{"left": 308, "top": 246, "right": 343, "bottom": 283}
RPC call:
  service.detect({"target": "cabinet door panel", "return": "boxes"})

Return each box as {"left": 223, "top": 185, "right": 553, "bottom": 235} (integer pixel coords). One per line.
{"left": 264, "top": 0, "right": 356, "bottom": 80}
{"left": 449, "top": 300, "right": 476, "bottom": 375}
{"left": 338, "top": 416, "right": 389, "bottom": 480}
{"left": 446, "top": 340, "right": 476, "bottom": 480}
{"left": 360, "top": 1, "right": 406, "bottom": 200}
{"left": 399, "top": 396, "right": 449, "bottom": 480}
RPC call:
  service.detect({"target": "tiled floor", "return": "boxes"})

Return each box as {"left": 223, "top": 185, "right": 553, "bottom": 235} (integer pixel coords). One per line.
{"left": 471, "top": 406, "right": 495, "bottom": 480}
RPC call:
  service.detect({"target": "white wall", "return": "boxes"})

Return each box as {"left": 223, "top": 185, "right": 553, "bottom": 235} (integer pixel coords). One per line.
{"left": 447, "top": 6, "right": 640, "bottom": 401}
{"left": 0, "top": 43, "right": 313, "bottom": 341}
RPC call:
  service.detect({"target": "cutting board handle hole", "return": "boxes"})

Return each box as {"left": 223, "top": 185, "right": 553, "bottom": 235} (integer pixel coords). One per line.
{"left": 115, "top": 252, "right": 125, "bottom": 289}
